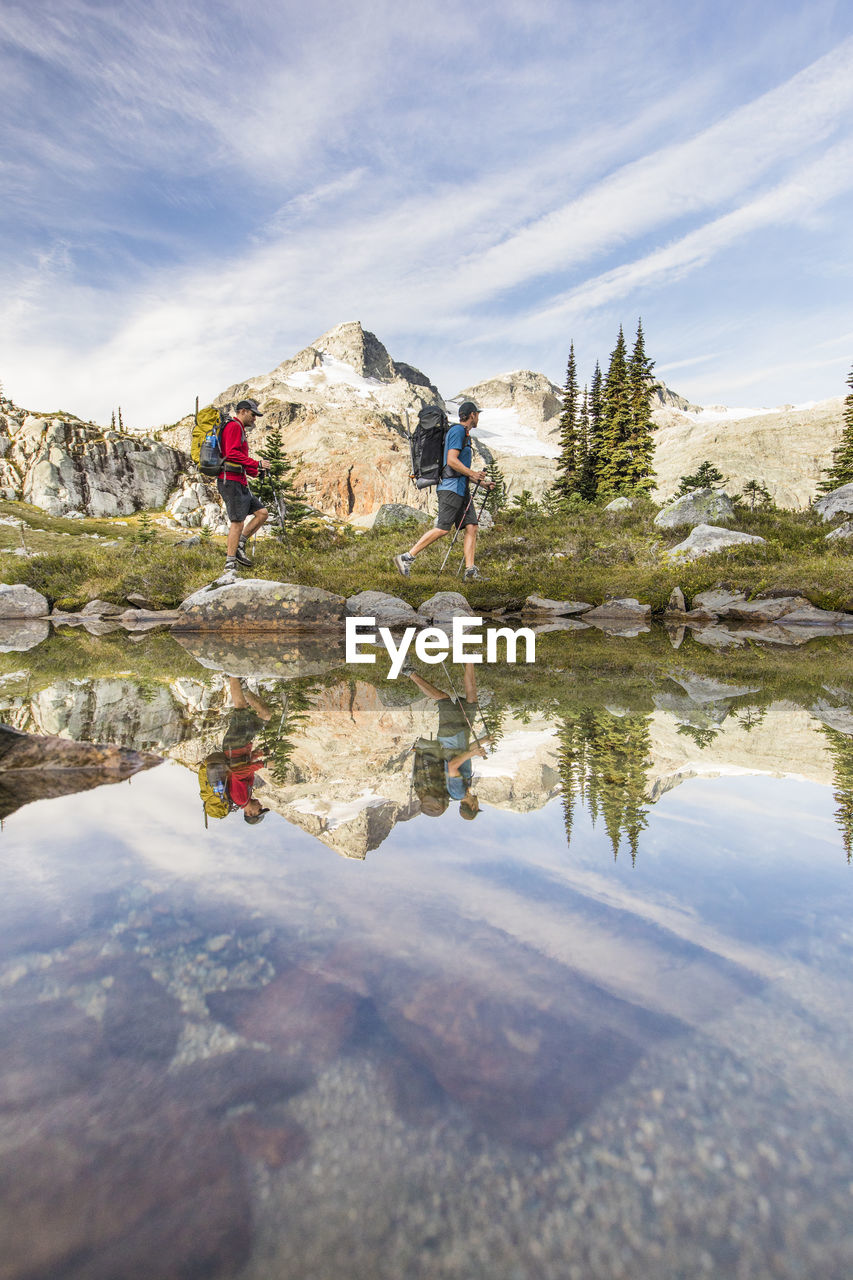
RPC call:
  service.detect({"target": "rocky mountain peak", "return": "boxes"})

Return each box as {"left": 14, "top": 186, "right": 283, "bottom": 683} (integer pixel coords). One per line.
{"left": 310, "top": 321, "right": 396, "bottom": 382}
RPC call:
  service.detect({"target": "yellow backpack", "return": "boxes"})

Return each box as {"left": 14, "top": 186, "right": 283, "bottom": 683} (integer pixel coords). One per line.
{"left": 190, "top": 405, "right": 227, "bottom": 470}
{"left": 199, "top": 751, "right": 232, "bottom": 826}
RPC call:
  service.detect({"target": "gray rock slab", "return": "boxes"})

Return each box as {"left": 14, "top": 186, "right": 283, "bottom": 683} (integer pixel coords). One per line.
{"left": 825, "top": 520, "right": 853, "bottom": 542}
{"left": 688, "top": 624, "right": 747, "bottom": 648}
{"left": 372, "top": 503, "right": 431, "bottom": 531}
{"left": 814, "top": 484, "right": 853, "bottom": 522}
{"left": 604, "top": 496, "right": 632, "bottom": 511}
{"left": 522, "top": 595, "right": 593, "bottom": 616}
{"left": 581, "top": 598, "right": 652, "bottom": 625}
{"left": 417, "top": 592, "right": 475, "bottom": 622}
{"left": 775, "top": 604, "right": 852, "bottom": 626}
{"left": 691, "top": 588, "right": 748, "bottom": 613}
{"left": 81, "top": 599, "right": 126, "bottom": 617}
{"left": 668, "top": 524, "right": 766, "bottom": 560}
{"left": 346, "top": 591, "right": 419, "bottom": 628}
{"left": 722, "top": 596, "right": 813, "bottom": 623}
{"left": 175, "top": 579, "right": 346, "bottom": 630}
{"left": 654, "top": 488, "right": 734, "bottom": 529}
{"left": 0, "top": 583, "right": 49, "bottom": 619}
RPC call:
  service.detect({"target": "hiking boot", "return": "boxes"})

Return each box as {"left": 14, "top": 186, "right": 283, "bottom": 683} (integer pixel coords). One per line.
{"left": 463, "top": 565, "right": 483, "bottom": 582}
{"left": 224, "top": 556, "right": 240, "bottom": 574}
{"left": 235, "top": 538, "right": 253, "bottom": 567}
{"left": 393, "top": 551, "right": 415, "bottom": 578}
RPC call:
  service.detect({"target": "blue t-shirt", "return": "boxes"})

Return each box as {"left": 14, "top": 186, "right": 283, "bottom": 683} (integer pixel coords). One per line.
{"left": 437, "top": 423, "right": 471, "bottom": 496}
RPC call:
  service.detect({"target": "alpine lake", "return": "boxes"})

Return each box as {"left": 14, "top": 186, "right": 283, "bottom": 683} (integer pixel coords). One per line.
{"left": 3, "top": 617, "right": 853, "bottom": 1280}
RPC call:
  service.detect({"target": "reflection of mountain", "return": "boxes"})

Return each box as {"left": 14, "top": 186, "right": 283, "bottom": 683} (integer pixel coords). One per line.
{"left": 5, "top": 664, "right": 853, "bottom": 859}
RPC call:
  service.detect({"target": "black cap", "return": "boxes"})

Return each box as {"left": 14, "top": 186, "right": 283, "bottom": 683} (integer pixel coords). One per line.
{"left": 457, "top": 400, "right": 480, "bottom": 420}
{"left": 244, "top": 806, "right": 270, "bottom": 825}
{"left": 236, "top": 398, "right": 263, "bottom": 416}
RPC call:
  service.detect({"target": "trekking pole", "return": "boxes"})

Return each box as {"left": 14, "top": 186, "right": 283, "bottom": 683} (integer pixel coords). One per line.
{"left": 438, "top": 481, "right": 480, "bottom": 575}
{"left": 456, "top": 484, "right": 493, "bottom": 577}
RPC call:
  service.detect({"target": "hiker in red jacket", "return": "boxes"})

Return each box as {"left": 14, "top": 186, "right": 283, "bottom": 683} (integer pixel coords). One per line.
{"left": 218, "top": 398, "right": 271, "bottom": 574}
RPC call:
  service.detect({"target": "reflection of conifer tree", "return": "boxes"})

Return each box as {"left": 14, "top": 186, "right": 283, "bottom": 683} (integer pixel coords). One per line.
{"left": 821, "top": 725, "right": 853, "bottom": 862}
{"left": 255, "top": 684, "right": 312, "bottom": 783}
{"left": 557, "top": 709, "right": 652, "bottom": 863}
{"left": 676, "top": 723, "right": 720, "bottom": 750}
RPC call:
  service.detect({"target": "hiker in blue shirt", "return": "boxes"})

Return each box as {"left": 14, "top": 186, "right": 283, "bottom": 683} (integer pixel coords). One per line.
{"left": 394, "top": 400, "right": 492, "bottom": 582}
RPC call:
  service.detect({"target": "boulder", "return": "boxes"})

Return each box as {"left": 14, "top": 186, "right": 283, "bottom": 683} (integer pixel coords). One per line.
{"left": 346, "top": 591, "right": 419, "bottom": 628}
{"left": 654, "top": 488, "right": 735, "bottom": 529}
{"left": 814, "top": 483, "right": 853, "bottom": 522}
{"left": 417, "top": 591, "right": 475, "bottom": 622}
{"left": 582, "top": 598, "right": 651, "bottom": 625}
{"left": 175, "top": 579, "right": 346, "bottom": 631}
{"left": 81, "top": 599, "right": 126, "bottom": 617}
{"left": 667, "top": 524, "right": 766, "bottom": 561}
{"left": 371, "top": 503, "right": 431, "bottom": 531}
{"left": 604, "top": 496, "right": 632, "bottom": 511}
{"left": 666, "top": 586, "right": 686, "bottom": 613}
{"left": 522, "top": 595, "right": 593, "bottom": 616}
{"left": 0, "top": 583, "right": 49, "bottom": 618}
{"left": 691, "top": 587, "right": 748, "bottom": 613}
{"left": 826, "top": 520, "right": 853, "bottom": 542}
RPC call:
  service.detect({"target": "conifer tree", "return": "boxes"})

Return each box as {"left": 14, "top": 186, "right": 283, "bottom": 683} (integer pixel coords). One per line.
{"left": 676, "top": 460, "right": 725, "bottom": 495}
{"left": 819, "top": 360, "right": 853, "bottom": 492}
{"left": 625, "top": 319, "right": 656, "bottom": 491}
{"left": 596, "top": 327, "right": 633, "bottom": 495}
{"left": 255, "top": 427, "right": 312, "bottom": 538}
{"left": 110, "top": 410, "right": 116, "bottom": 432}
{"left": 577, "top": 386, "right": 597, "bottom": 501}
{"left": 584, "top": 362, "right": 604, "bottom": 498}
{"left": 482, "top": 459, "right": 507, "bottom": 514}
{"left": 117, "top": 406, "right": 123, "bottom": 432}
{"left": 554, "top": 341, "right": 582, "bottom": 499}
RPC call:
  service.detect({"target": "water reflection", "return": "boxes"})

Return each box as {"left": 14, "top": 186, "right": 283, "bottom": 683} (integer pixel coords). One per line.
{"left": 3, "top": 633, "right": 853, "bottom": 1276}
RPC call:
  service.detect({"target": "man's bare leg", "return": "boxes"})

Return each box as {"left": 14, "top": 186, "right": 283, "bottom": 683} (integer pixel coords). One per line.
{"left": 463, "top": 523, "right": 477, "bottom": 570}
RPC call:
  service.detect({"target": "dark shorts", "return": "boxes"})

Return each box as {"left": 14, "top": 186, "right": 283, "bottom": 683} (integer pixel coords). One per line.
{"left": 217, "top": 477, "right": 265, "bottom": 524}
{"left": 437, "top": 696, "right": 478, "bottom": 743}
{"left": 222, "top": 707, "right": 262, "bottom": 752}
{"left": 436, "top": 488, "right": 478, "bottom": 531}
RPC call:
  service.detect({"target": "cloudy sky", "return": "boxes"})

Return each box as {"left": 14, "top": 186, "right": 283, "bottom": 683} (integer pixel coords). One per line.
{"left": 1, "top": 0, "right": 851, "bottom": 427}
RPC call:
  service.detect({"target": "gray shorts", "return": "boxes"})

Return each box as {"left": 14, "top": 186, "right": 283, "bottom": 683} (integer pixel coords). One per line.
{"left": 217, "top": 478, "right": 265, "bottom": 523}
{"left": 436, "top": 488, "right": 478, "bottom": 531}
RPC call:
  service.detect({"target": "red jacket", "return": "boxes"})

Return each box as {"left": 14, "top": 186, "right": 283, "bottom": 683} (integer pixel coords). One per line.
{"left": 219, "top": 419, "right": 261, "bottom": 488}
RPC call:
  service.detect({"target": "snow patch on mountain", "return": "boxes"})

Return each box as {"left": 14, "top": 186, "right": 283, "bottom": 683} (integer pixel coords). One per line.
{"left": 472, "top": 407, "right": 560, "bottom": 459}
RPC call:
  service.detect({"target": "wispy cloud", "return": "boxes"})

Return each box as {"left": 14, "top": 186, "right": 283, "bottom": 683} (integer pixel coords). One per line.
{"left": 1, "top": 3, "right": 852, "bottom": 419}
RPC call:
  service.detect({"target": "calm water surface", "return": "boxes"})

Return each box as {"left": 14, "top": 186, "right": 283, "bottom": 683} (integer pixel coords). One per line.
{"left": 2, "top": 631, "right": 853, "bottom": 1279}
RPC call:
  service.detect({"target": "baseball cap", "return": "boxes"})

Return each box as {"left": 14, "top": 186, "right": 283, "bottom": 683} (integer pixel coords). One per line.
{"left": 457, "top": 400, "right": 481, "bottom": 420}
{"left": 244, "top": 806, "right": 270, "bottom": 825}
{"left": 236, "top": 398, "right": 264, "bottom": 416}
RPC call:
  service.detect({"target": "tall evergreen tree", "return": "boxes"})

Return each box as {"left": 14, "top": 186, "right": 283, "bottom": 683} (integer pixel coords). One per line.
{"left": 482, "top": 458, "right": 508, "bottom": 514}
{"left": 625, "top": 319, "right": 656, "bottom": 492}
{"left": 554, "top": 341, "right": 582, "bottom": 499}
{"left": 819, "top": 360, "right": 853, "bottom": 492}
{"left": 576, "top": 386, "right": 597, "bottom": 501}
{"left": 586, "top": 362, "right": 604, "bottom": 494}
{"left": 254, "top": 427, "right": 312, "bottom": 539}
{"left": 596, "top": 327, "right": 633, "bottom": 495}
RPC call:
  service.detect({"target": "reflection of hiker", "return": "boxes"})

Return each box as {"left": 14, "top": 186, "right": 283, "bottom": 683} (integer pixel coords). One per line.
{"left": 222, "top": 677, "right": 273, "bottom": 824}
{"left": 407, "top": 663, "right": 489, "bottom": 819}
{"left": 218, "top": 399, "right": 271, "bottom": 575}
{"left": 394, "top": 401, "right": 492, "bottom": 583}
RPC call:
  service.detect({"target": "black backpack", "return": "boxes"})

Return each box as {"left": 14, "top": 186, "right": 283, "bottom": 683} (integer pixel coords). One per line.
{"left": 409, "top": 406, "right": 450, "bottom": 489}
